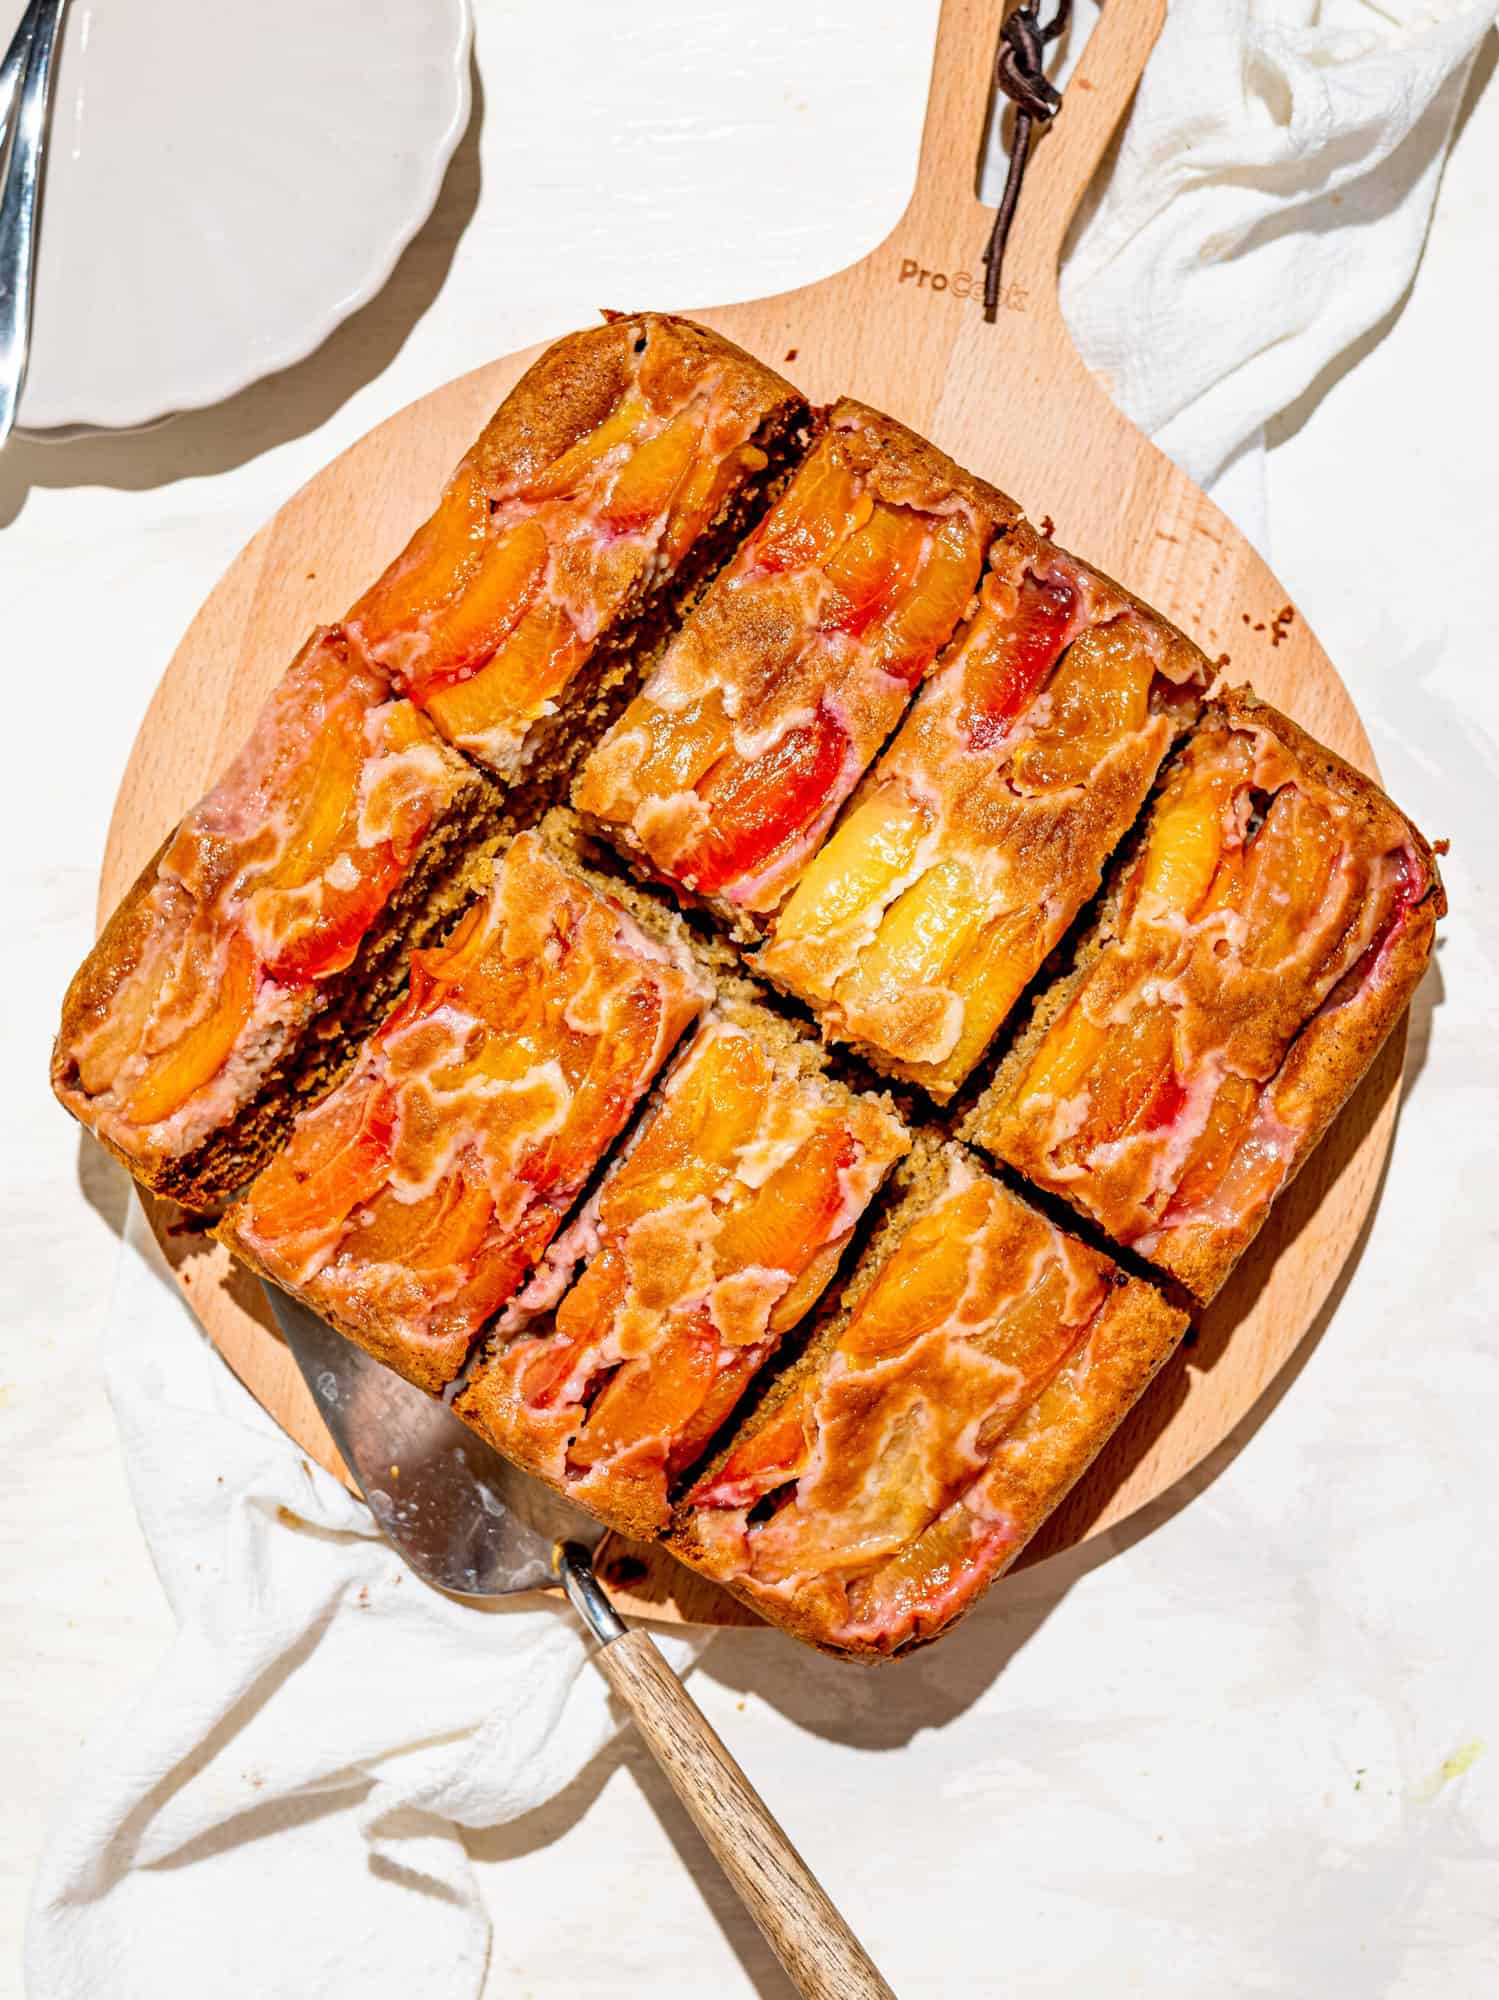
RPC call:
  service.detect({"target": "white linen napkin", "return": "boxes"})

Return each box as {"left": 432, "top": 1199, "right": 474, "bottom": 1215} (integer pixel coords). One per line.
{"left": 26, "top": 2, "right": 1495, "bottom": 1994}
{"left": 1060, "top": 0, "right": 1495, "bottom": 538}
{"left": 27, "top": 1201, "right": 709, "bottom": 1998}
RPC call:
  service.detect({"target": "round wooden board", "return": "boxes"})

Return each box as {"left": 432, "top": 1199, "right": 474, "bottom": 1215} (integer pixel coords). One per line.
{"left": 100, "top": 0, "right": 1408, "bottom": 1629}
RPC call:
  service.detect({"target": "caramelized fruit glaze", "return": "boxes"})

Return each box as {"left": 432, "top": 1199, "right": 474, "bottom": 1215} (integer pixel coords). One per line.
{"left": 971, "top": 690, "right": 1441, "bottom": 1296}
{"left": 759, "top": 525, "right": 1209, "bottom": 1098}
{"left": 346, "top": 318, "right": 793, "bottom": 779}
{"left": 573, "top": 401, "right": 1011, "bottom": 928}
{"left": 55, "top": 631, "right": 474, "bottom": 1164}
{"left": 680, "top": 1149, "right": 1138, "bottom": 1653}
{"left": 220, "top": 830, "right": 707, "bottom": 1389}
{"left": 456, "top": 1014, "right": 908, "bottom": 1533}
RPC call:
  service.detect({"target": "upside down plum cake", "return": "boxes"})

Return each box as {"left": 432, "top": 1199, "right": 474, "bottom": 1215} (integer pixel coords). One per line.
{"left": 54, "top": 317, "right": 1444, "bottom": 1656}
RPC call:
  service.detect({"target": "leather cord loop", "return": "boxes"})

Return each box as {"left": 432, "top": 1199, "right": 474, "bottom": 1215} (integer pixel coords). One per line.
{"left": 982, "top": 0, "right": 1073, "bottom": 321}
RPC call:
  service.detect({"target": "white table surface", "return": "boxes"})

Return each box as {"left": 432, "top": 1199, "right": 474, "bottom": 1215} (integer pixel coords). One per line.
{"left": 3, "top": 4, "right": 1496, "bottom": 1995}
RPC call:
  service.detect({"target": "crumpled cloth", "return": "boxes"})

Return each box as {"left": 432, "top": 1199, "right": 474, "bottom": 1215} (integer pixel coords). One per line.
{"left": 26, "top": 1, "right": 1495, "bottom": 1994}
{"left": 1061, "top": 0, "right": 1495, "bottom": 535}
{"left": 29, "top": 1203, "right": 706, "bottom": 1998}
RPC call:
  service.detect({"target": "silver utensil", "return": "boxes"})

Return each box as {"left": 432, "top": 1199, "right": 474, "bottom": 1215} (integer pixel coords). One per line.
{"left": 0, "top": 0, "right": 68, "bottom": 446}
{"left": 263, "top": 1282, "right": 895, "bottom": 2000}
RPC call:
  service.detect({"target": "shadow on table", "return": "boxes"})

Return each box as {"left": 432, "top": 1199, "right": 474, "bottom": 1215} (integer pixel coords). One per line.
{"left": 0, "top": 49, "right": 485, "bottom": 531}
{"left": 464, "top": 1723, "right": 802, "bottom": 2000}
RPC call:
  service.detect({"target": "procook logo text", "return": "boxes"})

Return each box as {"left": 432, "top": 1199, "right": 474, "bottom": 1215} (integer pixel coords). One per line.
{"left": 895, "top": 258, "right": 1028, "bottom": 312}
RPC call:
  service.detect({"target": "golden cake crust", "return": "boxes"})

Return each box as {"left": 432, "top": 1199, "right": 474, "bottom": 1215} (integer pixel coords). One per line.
{"left": 967, "top": 686, "right": 1446, "bottom": 1303}
{"left": 667, "top": 1139, "right": 1186, "bottom": 1659}
{"left": 346, "top": 314, "right": 807, "bottom": 789}
{"left": 758, "top": 519, "right": 1211, "bottom": 1098}
{"left": 215, "top": 821, "right": 709, "bottom": 1392}
{"left": 573, "top": 400, "right": 1019, "bottom": 937}
{"left": 455, "top": 1003, "right": 908, "bottom": 1539}
{"left": 52, "top": 630, "right": 501, "bottom": 1209}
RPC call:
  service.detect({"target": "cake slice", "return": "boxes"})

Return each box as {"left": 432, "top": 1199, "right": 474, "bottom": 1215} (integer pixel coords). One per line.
{"left": 454, "top": 1002, "right": 909, "bottom": 1539}
{"left": 216, "top": 818, "right": 709, "bottom": 1393}
{"left": 669, "top": 1139, "right": 1186, "bottom": 1659}
{"left": 965, "top": 687, "right": 1446, "bottom": 1302}
{"left": 346, "top": 314, "right": 806, "bottom": 795}
{"left": 758, "top": 523, "right": 1211, "bottom": 1099}
{"left": 52, "top": 630, "right": 503, "bottom": 1209}
{"left": 573, "top": 400, "right": 1015, "bottom": 938}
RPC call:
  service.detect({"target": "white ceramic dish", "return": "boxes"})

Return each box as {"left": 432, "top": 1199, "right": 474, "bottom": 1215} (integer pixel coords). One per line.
{"left": 14, "top": 0, "right": 471, "bottom": 434}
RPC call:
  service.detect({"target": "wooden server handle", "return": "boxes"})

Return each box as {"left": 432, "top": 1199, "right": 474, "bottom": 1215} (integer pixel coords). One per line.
{"left": 594, "top": 1630, "right": 896, "bottom": 1999}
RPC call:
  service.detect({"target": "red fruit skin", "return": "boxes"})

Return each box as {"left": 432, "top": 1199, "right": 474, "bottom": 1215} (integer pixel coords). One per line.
{"left": 688, "top": 706, "right": 849, "bottom": 897}
{"left": 962, "top": 571, "right": 1078, "bottom": 752}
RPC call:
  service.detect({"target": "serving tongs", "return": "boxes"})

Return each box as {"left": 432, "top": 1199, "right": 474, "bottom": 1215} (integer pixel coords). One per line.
{"left": 264, "top": 1282, "right": 894, "bottom": 1999}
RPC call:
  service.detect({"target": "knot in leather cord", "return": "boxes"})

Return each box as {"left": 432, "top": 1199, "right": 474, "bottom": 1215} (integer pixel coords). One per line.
{"left": 982, "top": 0, "right": 1073, "bottom": 321}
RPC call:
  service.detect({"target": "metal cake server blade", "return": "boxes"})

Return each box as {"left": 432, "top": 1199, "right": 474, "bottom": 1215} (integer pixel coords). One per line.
{"left": 265, "top": 1280, "right": 593, "bottom": 1599}
{"left": 262, "top": 1281, "right": 893, "bottom": 2000}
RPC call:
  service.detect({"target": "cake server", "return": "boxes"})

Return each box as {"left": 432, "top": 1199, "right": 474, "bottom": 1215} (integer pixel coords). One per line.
{"left": 262, "top": 1280, "right": 894, "bottom": 2000}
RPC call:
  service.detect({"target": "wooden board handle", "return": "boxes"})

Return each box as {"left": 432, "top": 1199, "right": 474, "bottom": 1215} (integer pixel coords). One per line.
{"left": 906, "top": 0, "right": 1166, "bottom": 294}
{"left": 595, "top": 1630, "right": 896, "bottom": 1999}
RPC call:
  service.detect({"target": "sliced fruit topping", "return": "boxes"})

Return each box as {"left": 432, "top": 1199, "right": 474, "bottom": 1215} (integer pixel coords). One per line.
{"left": 260, "top": 713, "right": 365, "bottom": 895}
{"left": 73, "top": 951, "right": 163, "bottom": 1100}
{"left": 119, "top": 931, "right": 258, "bottom": 1127}
{"left": 424, "top": 598, "right": 583, "bottom": 746}
{"left": 660, "top": 442, "right": 768, "bottom": 568}
{"left": 711, "top": 1126, "right": 856, "bottom": 1280}
{"left": 349, "top": 463, "right": 493, "bottom": 651}
{"left": 844, "top": 857, "right": 985, "bottom": 1004}
{"left": 842, "top": 1185, "right": 990, "bottom": 1364}
{"left": 396, "top": 896, "right": 493, "bottom": 1009}
{"left": 768, "top": 786, "right": 926, "bottom": 951}
{"left": 957, "top": 567, "right": 1077, "bottom": 751}
{"left": 931, "top": 905, "right": 1046, "bottom": 1084}
{"left": 821, "top": 504, "right": 928, "bottom": 639}
{"left": 615, "top": 690, "right": 736, "bottom": 808}
{"left": 684, "top": 705, "right": 850, "bottom": 897}
{"left": 341, "top": 1170, "right": 495, "bottom": 1273}
{"left": 599, "top": 1032, "right": 767, "bottom": 1233}
{"left": 567, "top": 1312, "right": 720, "bottom": 1475}
{"left": 517, "top": 393, "right": 652, "bottom": 503}
{"left": 1005, "top": 620, "right": 1155, "bottom": 793}
{"left": 1166, "top": 1071, "right": 1259, "bottom": 1214}
{"left": 1134, "top": 775, "right": 1228, "bottom": 921}
{"left": 691, "top": 1391, "right": 815, "bottom": 1508}
{"left": 600, "top": 408, "right": 701, "bottom": 535}
{"left": 751, "top": 445, "right": 869, "bottom": 575}
{"left": 968, "top": 1262, "right": 1086, "bottom": 1427}
{"left": 261, "top": 845, "right": 407, "bottom": 987}
{"left": 525, "top": 982, "right": 666, "bottom": 1197}
{"left": 843, "top": 1500, "right": 1006, "bottom": 1636}
{"left": 1235, "top": 788, "right": 1344, "bottom": 971}
{"left": 402, "top": 518, "right": 551, "bottom": 698}
{"left": 876, "top": 512, "right": 984, "bottom": 685}
{"left": 1060, "top": 1003, "right": 1182, "bottom": 1157}
{"left": 248, "top": 698, "right": 419, "bottom": 987}
{"left": 242, "top": 1074, "right": 397, "bottom": 1241}
{"left": 1014, "top": 994, "right": 1109, "bottom": 1108}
